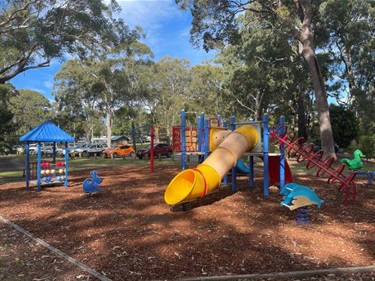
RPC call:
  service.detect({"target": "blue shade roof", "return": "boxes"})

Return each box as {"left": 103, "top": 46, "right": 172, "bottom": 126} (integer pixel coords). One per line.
{"left": 19, "top": 121, "right": 75, "bottom": 142}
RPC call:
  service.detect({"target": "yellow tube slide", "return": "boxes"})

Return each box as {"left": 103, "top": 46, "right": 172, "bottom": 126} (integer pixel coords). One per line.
{"left": 164, "top": 125, "right": 259, "bottom": 205}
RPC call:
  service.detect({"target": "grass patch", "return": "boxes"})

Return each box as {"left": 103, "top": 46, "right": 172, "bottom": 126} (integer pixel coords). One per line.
{"left": 0, "top": 171, "right": 24, "bottom": 178}
{"left": 66, "top": 156, "right": 178, "bottom": 171}
{"left": 2, "top": 153, "right": 375, "bottom": 184}
{"left": 0, "top": 155, "right": 179, "bottom": 184}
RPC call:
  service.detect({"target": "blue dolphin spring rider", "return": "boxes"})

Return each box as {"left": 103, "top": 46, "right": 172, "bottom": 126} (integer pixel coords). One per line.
{"left": 83, "top": 170, "right": 103, "bottom": 196}
{"left": 280, "top": 182, "right": 324, "bottom": 210}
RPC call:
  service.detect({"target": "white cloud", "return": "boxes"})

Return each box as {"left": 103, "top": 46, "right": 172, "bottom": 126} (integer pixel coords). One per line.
{"left": 116, "top": 0, "right": 197, "bottom": 60}
{"left": 118, "top": 1, "right": 181, "bottom": 30}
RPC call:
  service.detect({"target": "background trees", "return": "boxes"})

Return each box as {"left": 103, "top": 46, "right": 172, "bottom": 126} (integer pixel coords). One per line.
{"left": 0, "top": 84, "right": 18, "bottom": 153}
{"left": 9, "top": 89, "right": 52, "bottom": 135}
{"left": 319, "top": 0, "right": 375, "bottom": 135}
{"left": 1, "top": 0, "right": 374, "bottom": 156}
{"left": 175, "top": 0, "right": 338, "bottom": 157}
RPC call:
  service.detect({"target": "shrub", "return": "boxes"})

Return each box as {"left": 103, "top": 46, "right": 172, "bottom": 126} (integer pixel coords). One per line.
{"left": 358, "top": 135, "right": 375, "bottom": 159}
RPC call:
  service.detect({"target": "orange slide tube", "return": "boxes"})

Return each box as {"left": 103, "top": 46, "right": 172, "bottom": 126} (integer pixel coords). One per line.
{"left": 164, "top": 125, "right": 259, "bottom": 205}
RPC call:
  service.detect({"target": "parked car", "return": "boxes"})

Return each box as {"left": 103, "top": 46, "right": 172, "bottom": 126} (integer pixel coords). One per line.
{"left": 74, "top": 144, "right": 90, "bottom": 156}
{"left": 23, "top": 143, "right": 59, "bottom": 156}
{"left": 59, "top": 144, "right": 79, "bottom": 157}
{"left": 38, "top": 146, "right": 64, "bottom": 157}
{"left": 40, "top": 146, "right": 53, "bottom": 156}
{"left": 12, "top": 145, "right": 25, "bottom": 155}
{"left": 86, "top": 144, "right": 107, "bottom": 157}
{"left": 136, "top": 143, "right": 173, "bottom": 159}
{"left": 28, "top": 143, "right": 38, "bottom": 154}
{"left": 102, "top": 144, "right": 136, "bottom": 158}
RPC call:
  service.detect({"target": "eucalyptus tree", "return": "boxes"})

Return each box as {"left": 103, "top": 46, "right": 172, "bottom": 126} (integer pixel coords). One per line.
{"left": 319, "top": 0, "right": 374, "bottom": 102}
{"left": 216, "top": 10, "right": 315, "bottom": 138}
{"left": 0, "top": 84, "right": 18, "bottom": 148}
{"left": 53, "top": 39, "right": 153, "bottom": 146}
{"left": 88, "top": 47, "right": 154, "bottom": 147}
{"left": 319, "top": 0, "right": 375, "bottom": 134}
{"left": 112, "top": 106, "right": 137, "bottom": 136}
{"left": 9, "top": 89, "right": 52, "bottom": 135}
{"left": 187, "top": 63, "right": 233, "bottom": 121}
{"left": 176, "top": 0, "right": 337, "bottom": 158}
{"left": 0, "top": 0, "right": 133, "bottom": 86}
{"left": 53, "top": 59, "right": 104, "bottom": 143}
{"left": 139, "top": 56, "right": 191, "bottom": 138}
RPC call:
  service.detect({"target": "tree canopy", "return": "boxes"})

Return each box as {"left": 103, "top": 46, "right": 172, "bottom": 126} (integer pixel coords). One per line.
{"left": 174, "top": 0, "right": 374, "bottom": 158}
{"left": 0, "top": 0, "right": 142, "bottom": 84}
{"left": 9, "top": 89, "right": 52, "bottom": 135}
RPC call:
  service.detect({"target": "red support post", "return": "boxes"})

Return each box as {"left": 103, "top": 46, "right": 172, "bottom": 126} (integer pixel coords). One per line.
{"left": 150, "top": 126, "right": 155, "bottom": 173}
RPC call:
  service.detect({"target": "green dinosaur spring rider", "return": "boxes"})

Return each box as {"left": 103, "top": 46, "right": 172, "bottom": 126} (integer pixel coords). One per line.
{"left": 340, "top": 149, "right": 365, "bottom": 171}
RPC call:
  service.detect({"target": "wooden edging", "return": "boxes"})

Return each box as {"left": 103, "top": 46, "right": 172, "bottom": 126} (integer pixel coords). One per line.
{"left": 178, "top": 266, "right": 375, "bottom": 280}
{"left": 0, "top": 215, "right": 111, "bottom": 281}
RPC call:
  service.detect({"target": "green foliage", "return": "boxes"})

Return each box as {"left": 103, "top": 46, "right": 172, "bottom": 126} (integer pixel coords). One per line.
{"left": 319, "top": 0, "right": 375, "bottom": 135}
{"left": 0, "top": 84, "right": 19, "bottom": 152}
{"left": 0, "top": 0, "right": 139, "bottom": 83}
{"left": 0, "top": 85, "right": 16, "bottom": 135}
{"left": 319, "top": 0, "right": 374, "bottom": 94}
{"left": 329, "top": 104, "right": 359, "bottom": 148}
{"left": 358, "top": 135, "right": 375, "bottom": 159}
{"left": 141, "top": 56, "right": 191, "bottom": 131}
{"left": 215, "top": 8, "right": 308, "bottom": 122}
{"left": 9, "top": 90, "right": 52, "bottom": 135}
{"left": 187, "top": 63, "right": 231, "bottom": 120}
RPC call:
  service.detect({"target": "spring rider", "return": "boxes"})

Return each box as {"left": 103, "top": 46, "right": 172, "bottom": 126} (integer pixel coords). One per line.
{"left": 83, "top": 170, "right": 103, "bottom": 196}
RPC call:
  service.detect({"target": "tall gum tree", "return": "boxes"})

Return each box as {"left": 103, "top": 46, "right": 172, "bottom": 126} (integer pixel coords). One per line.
{"left": 176, "top": 0, "right": 337, "bottom": 158}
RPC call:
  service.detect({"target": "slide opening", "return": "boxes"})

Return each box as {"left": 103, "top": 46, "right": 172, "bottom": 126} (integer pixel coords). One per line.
{"left": 164, "top": 170, "right": 195, "bottom": 205}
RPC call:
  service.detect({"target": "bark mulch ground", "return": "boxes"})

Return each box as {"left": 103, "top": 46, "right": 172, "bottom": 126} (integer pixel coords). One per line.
{"left": 0, "top": 159, "right": 375, "bottom": 280}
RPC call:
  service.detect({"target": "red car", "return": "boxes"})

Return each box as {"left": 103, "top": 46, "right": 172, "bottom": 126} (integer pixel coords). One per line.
{"left": 136, "top": 143, "right": 173, "bottom": 159}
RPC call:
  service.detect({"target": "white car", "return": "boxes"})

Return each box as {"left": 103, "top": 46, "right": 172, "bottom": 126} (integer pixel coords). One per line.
{"left": 40, "top": 146, "right": 53, "bottom": 156}
{"left": 28, "top": 143, "right": 38, "bottom": 154}
{"left": 74, "top": 144, "right": 90, "bottom": 156}
{"left": 12, "top": 145, "right": 25, "bottom": 154}
{"left": 86, "top": 144, "right": 107, "bottom": 157}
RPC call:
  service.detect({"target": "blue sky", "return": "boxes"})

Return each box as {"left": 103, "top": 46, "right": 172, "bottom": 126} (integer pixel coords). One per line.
{"left": 10, "top": 0, "right": 216, "bottom": 102}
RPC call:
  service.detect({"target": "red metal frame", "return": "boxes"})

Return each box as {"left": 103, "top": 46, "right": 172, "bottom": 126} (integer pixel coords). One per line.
{"left": 269, "top": 127, "right": 357, "bottom": 204}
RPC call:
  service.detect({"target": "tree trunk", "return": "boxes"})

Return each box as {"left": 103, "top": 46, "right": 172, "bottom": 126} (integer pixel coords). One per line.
{"left": 297, "top": 83, "right": 307, "bottom": 141}
{"left": 106, "top": 111, "right": 112, "bottom": 148}
{"left": 295, "top": 0, "right": 336, "bottom": 159}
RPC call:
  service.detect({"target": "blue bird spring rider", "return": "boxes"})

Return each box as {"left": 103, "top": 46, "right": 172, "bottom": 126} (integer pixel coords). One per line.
{"left": 83, "top": 170, "right": 103, "bottom": 196}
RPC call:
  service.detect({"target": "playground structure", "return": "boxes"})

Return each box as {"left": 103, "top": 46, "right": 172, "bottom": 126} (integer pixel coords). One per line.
{"left": 166, "top": 124, "right": 259, "bottom": 205}
{"left": 165, "top": 111, "right": 294, "bottom": 205}
{"left": 165, "top": 110, "right": 358, "bottom": 205}
{"left": 20, "top": 121, "right": 75, "bottom": 191}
